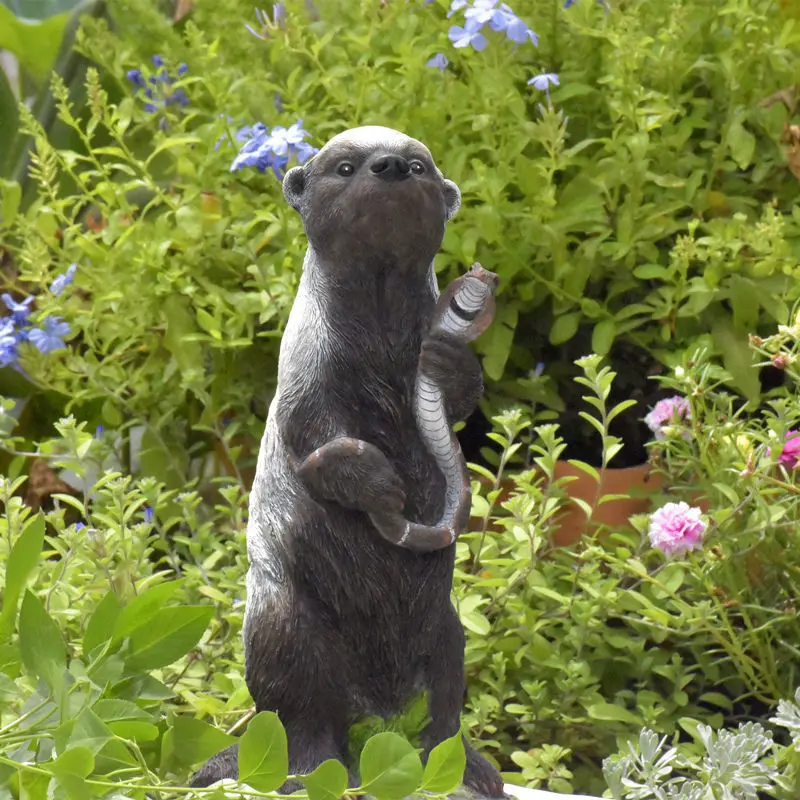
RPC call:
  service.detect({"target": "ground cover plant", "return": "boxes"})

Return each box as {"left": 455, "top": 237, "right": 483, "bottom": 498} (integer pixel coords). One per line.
{"left": 2, "top": 0, "right": 800, "bottom": 796}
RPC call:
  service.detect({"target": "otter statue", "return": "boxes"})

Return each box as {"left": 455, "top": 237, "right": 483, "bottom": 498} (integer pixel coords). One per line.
{"left": 190, "top": 125, "right": 505, "bottom": 798}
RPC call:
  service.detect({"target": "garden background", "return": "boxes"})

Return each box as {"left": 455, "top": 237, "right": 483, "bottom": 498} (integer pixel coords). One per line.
{"left": 2, "top": 0, "right": 800, "bottom": 797}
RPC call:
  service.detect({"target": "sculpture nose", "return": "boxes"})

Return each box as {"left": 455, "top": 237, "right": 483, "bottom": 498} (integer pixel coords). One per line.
{"left": 370, "top": 154, "right": 411, "bottom": 180}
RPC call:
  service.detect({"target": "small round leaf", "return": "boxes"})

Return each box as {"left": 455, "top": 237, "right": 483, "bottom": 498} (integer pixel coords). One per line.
{"left": 359, "top": 732, "right": 423, "bottom": 800}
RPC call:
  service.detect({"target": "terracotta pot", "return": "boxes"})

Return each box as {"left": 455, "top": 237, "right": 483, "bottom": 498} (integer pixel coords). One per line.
{"left": 471, "top": 462, "right": 666, "bottom": 547}
{"left": 548, "top": 462, "right": 665, "bottom": 546}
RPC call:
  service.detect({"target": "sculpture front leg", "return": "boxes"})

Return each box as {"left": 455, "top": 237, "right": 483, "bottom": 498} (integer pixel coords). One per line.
{"left": 292, "top": 436, "right": 406, "bottom": 516}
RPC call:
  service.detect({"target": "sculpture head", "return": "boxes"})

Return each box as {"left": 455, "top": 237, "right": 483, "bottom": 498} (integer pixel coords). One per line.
{"left": 282, "top": 126, "right": 461, "bottom": 272}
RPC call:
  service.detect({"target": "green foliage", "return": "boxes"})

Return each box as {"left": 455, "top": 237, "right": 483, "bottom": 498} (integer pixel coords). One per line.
{"left": 453, "top": 340, "right": 800, "bottom": 794}
{"left": 0, "top": 422, "right": 468, "bottom": 800}
{"left": 0, "top": 0, "right": 798, "bottom": 487}
{"left": 603, "top": 689, "right": 800, "bottom": 799}
{"left": 3, "top": 0, "right": 800, "bottom": 797}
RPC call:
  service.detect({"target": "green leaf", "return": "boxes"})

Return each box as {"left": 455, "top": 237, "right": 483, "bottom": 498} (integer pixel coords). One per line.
{"left": 460, "top": 611, "right": 490, "bottom": 636}
{"left": 19, "top": 769, "right": 51, "bottom": 800}
{"left": 359, "top": 732, "right": 423, "bottom": 800}
{"left": 112, "top": 580, "right": 183, "bottom": 642}
{"left": 48, "top": 745, "right": 94, "bottom": 800}
{"left": 586, "top": 702, "right": 641, "bottom": 724}
{"left": 238, "top": 711, "right": 289, "bottom": 792}
{"left": 549, "top": 312, "right": 580, "bottom": 345}
{"left": 94, "top": 699, "right": 158, "bottom": 742}
{"left": 124, "top": 605, "right": 213, "bottom": 671}
{"left": 163, "top": 716, "right": 235, "bottom": 770}
{"left": 660, "top": 564, "right": 685, "bottom": 594}
{"left": 0, "top": 69, "right": 19, "bottom": 178}
{"left": 83, "top": 590, "right": 122, "bottom": 655}
{"left": 163, "top": 295, "right": 204, "bottom": 376}
{"left": 145, "top": 136, "right": 202, "bottom": 165}
{"left": 421, "top": 734, "right": 465, "bottom": 794}
{"left": 0, "top": 179, "right": 21, "bottom": 226}
{"left": 0, "top": 671, "right": 17, "bottom": 704}
{"left": 727, "top": 120, "right": 756, "bottom": 170}
{"left": 0, "top": 5, "right": 74, "bottom": 84}
{"left": 300, "top": 759, "right": 350, "bottom": 800}
{"left": 711, "top": 318, "right": 760, "bottom": 404}
{"left": 0, "top": 513, "right": 45, "bottom": 642}
{"left": 18, "top": 589, "right": 66, "bottom": 693}
{"left": 477, "top": 302, "right": 518, "bottom": 382}
{"left": 633, "top": 264, "right": 668, "bottom": 280}
{"left": 591, "top": 319, "right": 616, "bottom": 357}
{"left": 65, "top": 709, "right": 114, "bottom": 755}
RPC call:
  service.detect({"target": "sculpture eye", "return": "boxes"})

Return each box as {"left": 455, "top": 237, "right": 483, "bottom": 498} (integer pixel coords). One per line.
{"left": 410, "top": 160, "right": 425, "bottom": 175}
{"left": 337, "top": 162, "right": 355, "bottom": 177}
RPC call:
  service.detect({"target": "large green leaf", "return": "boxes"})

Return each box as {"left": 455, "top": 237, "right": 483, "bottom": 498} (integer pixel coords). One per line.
{"left": 420, "top": 734, "right": 465, "bottom": 795}
{"left": 300, "top": 759, "right": 350, "bottom": 800}
{"left": 161, "top": 716, "right": 235, "bottom": 771}
{"left": 0, "top": 513, "right": 45, "bottom": 642}
{"left": 124, "top": 605, "right": 214, "bottom": 671}
{"left": 0, "top": 5, "right": 74, "bottom": 84}
{"left": 18, "top": 589, "right": 66, "bottom": 694}
{"left": 238, "top": 712, "right": 289, "bottom": 793}
{"left": 0, "top": 71, "right": 19, "bottom": 177}
{"left": 359, "top": 732, "right": 423, "bottom": 800}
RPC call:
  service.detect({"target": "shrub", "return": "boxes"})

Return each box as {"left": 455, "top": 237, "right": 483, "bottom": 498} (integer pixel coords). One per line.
{"left": 2, "top": 0, "right": 800, "bottom": 483}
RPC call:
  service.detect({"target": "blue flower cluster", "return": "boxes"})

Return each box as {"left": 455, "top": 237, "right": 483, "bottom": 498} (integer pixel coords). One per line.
{"left": 0, "top": 264, "right": 76, "bottom": 367}
{"left": 229, "top": 120, "right": 319, "bottom": 179}
{"left": 126, "top": 56, "right": 189, "bottom": 116}
{"left": 446, "top": 0, "right": 537, "bottom": 53}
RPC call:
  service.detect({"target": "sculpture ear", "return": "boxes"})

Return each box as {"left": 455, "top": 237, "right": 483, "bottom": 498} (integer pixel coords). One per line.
{"left": 283, "top": 166, "right": 306, "bottom": 212}
{"left": 443, "top": 179, "right": 461, "bottom": 221}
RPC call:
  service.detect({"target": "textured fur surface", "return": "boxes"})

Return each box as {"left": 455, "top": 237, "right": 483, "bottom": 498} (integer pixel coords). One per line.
{"left": 190, "top": 127, "right": 504, "bottom": 798}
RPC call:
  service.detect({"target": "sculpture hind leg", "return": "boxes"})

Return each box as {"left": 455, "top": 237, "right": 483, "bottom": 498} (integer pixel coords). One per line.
{"left": 419, "top": 608, "right": 506, "bottom": 799}
{"left": 242, "top": 569, "right": 354, "bottom": 790}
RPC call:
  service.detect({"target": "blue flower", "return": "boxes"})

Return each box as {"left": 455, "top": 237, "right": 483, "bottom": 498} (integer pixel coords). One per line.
{"left": 426, "top": 53, "right": 449, "bottom": 71}
{"left": 127, "top": 60, "right": 189, "bottom": 117}
{"left": 447, "top": 0, "right": 468, "bottom": 17}
{"left": 464, "top": 0, "right": 497, "bottom": 26}
{"left": 144, "top": 506, "right": 155, "bottom": 524}
{"left": 2, "top": 294, "right": 33, "bottom": 325}
{"left": 29, "top": 316, "right": 70, "bottom": 354}
{"left": 246, "top": 4, "right": 287, "bottom": 40}
{"left": 50, "top": 263, "right": 77, "bottom": 296}
{"left": 95, "top": 425, "right": 105, "bottom": 438}
{"left": 564, "top": 0, "right": 609, "bottom": 10}
{"left": 503, "top": 14, "right": 538, "bottom": 45}
{"left": 528, "top": 72, "right": 559, "bottom": 103}
{"left": 0, "top": 329, "right": 18, "bottom": 367}
{"left": 75, "top": 522, "right": 86, "bottom": 531}
{"left": 230, "top": 119, "right": 319, "bottom": 178}
{"left": 448, "top": 20, "right": 488, "bottom": 51}
{"left": 126, "top": 69, "right": 145, "bottom": 87}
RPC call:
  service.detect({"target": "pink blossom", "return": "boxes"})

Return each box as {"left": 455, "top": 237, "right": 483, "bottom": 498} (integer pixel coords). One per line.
{"left": 644, "top": 396, "right": 691, "bottom": 440}
{"left": 647, "top": 501, "right": 707, "bottom": 557}
{"left": 776, "top": 430, "right": 800, "bottom": 469}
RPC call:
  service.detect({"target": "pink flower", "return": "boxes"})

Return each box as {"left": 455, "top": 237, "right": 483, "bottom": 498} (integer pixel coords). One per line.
{"left": 647, "top": 501, "right": 707, "bottom": 557}
{"left": 776, "top": 430, "right": 800, "bottom": 470}
{"left": 644, "top": 396, "right": 691, "bottom": 440}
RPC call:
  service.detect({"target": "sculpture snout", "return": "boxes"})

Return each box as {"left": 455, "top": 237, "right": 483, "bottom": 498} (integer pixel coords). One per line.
{"left": 370, "top": 154, "right": 411, "bottom": 180}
